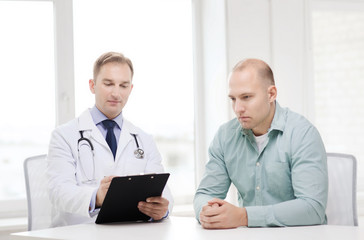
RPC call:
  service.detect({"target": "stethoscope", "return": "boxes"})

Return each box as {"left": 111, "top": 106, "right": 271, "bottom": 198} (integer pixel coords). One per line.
{"left": 131, "top": 133, "right": 145, "bottom": 159}
{"left": 77, "top": 130, "right": 145, "bottom": 184}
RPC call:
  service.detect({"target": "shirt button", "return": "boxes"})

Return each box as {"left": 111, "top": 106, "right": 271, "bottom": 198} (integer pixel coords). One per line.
{"left": 256, "top": 162, "right": 260, "bottom": 166}
{"left": 256, "top": 186, "right": 260, "bottom": 190}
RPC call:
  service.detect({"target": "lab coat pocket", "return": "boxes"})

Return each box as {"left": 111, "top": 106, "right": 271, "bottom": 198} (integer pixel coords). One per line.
{"left": 124, "top": 157, "right": 148, "bottom": 175}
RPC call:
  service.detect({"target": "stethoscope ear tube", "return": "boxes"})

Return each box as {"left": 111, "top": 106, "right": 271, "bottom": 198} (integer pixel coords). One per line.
{"left": 78, "top": 130, "right": 96, "bottom": 184}
{"left": 78, "top": 131, "right": 94, "bottom": 150}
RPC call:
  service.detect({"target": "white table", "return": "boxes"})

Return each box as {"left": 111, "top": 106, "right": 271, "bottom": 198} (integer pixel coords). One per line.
{"left": 10, "top": 216, "right": 364, "bottom": 240}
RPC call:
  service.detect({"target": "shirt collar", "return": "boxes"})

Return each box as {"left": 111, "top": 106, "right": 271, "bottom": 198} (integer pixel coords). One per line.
{"left": 241, "top": 101, "right": 285, "bottom": 136}
{"left": 89, "top": 105, "right": 123, "bottom": 130}
{"left": 268, "top": 101, "right": 285, "bottom": 133}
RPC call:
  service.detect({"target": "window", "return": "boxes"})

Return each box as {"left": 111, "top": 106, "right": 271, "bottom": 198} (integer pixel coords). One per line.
{"left": 311, "top": 3, "right": 364, "bottom": 192}
{"left": 73, "top": 0, "right": 194, "bottom": 206}
{"left": 0, "top": 1, "right": 55, "bottom": 213}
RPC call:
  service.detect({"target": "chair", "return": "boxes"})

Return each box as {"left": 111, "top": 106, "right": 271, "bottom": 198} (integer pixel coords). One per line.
{"left": 24, "top": 154, "right": 52, "bottom": 230}
{"left": 326, "top": 152, "right": 358, "bottom": 226}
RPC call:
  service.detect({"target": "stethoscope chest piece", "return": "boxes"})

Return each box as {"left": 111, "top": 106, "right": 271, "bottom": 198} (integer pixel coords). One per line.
{"left": 134, "top": 148, "right": 144, "bottom": 159}
{"left": 131, "top": 133, "right": 144, "bottom": 159}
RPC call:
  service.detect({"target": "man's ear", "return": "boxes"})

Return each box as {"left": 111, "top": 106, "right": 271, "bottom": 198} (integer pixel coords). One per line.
{"left": 268, "top": 85, "right": 277, "bottom": 103}
{"left": 89, "top": 79, "right": 95, "bottom": 94}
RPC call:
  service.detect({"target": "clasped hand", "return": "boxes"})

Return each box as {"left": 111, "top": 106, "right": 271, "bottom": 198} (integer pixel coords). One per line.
{"left": 199, "top": 198, "right": 248, "bottom": 229}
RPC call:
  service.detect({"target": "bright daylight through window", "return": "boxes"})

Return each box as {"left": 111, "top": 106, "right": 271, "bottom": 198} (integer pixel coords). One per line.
{"left": 73, "top": 0, "right": 195, "bottom": 206}
{"left": 0, "top": 1, "right": 55, "bottom": 202}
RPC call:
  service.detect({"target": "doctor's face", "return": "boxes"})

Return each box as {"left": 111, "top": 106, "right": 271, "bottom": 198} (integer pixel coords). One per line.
{"left": 89, "top": 62, "right": 133, "bottom": 119}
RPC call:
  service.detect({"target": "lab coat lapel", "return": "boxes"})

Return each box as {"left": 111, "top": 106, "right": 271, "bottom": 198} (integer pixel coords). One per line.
{"left": 115, "top": 119, "right": 137, "bottom": 160}
{"left": 78, "top": 109, "right": 109, "bottom": 149}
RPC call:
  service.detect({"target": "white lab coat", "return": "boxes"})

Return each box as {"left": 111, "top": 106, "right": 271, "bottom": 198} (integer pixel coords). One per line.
{"left": 47, "top": 109, "right": 173, "bottom": 227}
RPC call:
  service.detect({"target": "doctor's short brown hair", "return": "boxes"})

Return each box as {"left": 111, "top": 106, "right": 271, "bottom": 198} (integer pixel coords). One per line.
{"left": 93, "top": 51, "right": 134, "bottom": 80}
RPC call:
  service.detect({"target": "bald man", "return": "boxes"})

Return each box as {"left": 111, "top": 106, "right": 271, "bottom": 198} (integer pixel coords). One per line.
{"left": 194, "top": 59, "right": 328, "bottom": 228}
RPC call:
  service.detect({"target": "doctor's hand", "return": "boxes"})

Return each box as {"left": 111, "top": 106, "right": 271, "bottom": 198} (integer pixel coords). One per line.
{"left": 138, "top": 197, "right": 169, "bottom": 221}
{"left": 199, "top": 198, "right": 248, "bottom": 229}
{"left": 96, "top": 176, "right": 116, "bottom": 208}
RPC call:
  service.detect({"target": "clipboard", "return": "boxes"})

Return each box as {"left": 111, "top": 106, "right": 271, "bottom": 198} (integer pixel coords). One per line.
{"left": 95, "top": 173, "right": 170, "bottom": 224}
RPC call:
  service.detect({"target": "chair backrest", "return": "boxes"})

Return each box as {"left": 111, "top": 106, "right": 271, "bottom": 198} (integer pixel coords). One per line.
{"left": 326, "top": 152, "right": 358, "bottom": 226}
{"left": 24, "top": 154, "right": 52, "bottom": 230}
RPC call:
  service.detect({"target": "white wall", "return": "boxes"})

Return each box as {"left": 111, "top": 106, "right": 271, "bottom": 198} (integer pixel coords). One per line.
{"left": 226, "top": 0, "right": 312, "bottom": 117}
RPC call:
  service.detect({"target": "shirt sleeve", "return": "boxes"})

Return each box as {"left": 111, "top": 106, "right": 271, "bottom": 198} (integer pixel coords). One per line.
{"left": 89, "top": 189, "right": 100, "bottom": 217}
{"left": 193, "top": 128, "right": 232, "bottom": 222}
{"left": 246, "top": 125, "right": 328, "bottom": 227}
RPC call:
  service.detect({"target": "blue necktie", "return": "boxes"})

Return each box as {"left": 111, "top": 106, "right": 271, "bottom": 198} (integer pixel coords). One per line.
{"left": 102, "top": 120, "right": 117, "bottom": 159}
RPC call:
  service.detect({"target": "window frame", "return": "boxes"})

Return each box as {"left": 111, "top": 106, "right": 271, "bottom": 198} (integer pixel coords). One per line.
{"left": 0, "top": 0, "right": 74, "bottom": 217}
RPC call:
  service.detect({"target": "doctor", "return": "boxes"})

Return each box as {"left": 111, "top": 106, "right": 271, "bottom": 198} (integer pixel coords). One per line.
{"left": 47, "top": 51, "right": 173, "bottom": 227}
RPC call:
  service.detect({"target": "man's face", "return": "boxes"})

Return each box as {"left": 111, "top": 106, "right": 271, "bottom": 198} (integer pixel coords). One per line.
{"left": 228, "top": 69, "right": 276, "bottom": 136}
{"left": 89, "top": 62, "right": 133, "bottom": 119}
